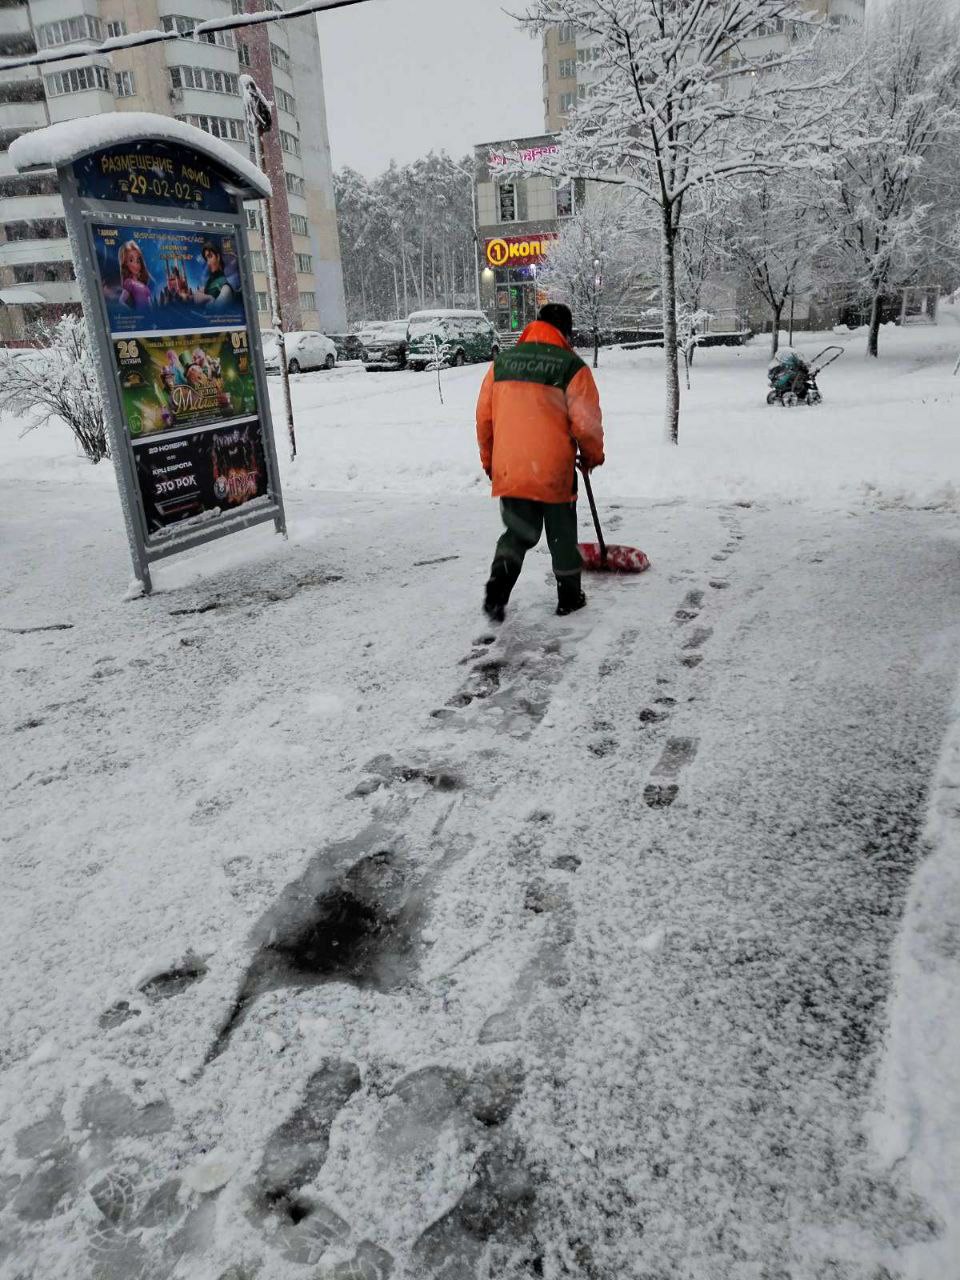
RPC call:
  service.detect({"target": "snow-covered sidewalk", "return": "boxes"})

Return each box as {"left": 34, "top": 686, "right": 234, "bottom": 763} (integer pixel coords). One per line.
{"left": 2, "top": 324, "right": 960, "bottom": 1279}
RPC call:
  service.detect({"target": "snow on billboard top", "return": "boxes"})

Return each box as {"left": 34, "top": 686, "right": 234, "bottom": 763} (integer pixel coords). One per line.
{"left": 9, "top": 113, "right": 271, "bottom": 201}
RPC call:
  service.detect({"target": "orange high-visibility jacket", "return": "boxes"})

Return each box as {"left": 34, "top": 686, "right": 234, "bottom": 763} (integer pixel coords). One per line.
{"left": 476, "top": 320, "right": 605, "bottom": 504}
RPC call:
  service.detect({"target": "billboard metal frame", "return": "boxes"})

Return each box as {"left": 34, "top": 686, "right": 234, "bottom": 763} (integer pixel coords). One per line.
{"left": 54, "top": 137, "right": 286, "bottom": 596}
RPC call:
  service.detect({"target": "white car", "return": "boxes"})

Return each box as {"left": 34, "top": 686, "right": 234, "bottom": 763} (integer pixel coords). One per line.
{"left": 262, "top": 330, "right": 337, "bottom": 374}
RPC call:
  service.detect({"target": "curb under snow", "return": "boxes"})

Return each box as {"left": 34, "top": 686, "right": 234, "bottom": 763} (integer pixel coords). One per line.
{"left": 872, "top": 680, "right": 960, "bottom": 1278}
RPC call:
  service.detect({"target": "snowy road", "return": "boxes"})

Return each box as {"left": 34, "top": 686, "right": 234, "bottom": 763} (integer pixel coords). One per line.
{"left": 2, "top": 474, "right": 959, "bottom": 1280}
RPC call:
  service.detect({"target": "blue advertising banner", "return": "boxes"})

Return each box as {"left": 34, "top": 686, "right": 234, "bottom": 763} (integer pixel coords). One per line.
{"left": 74, "top": 142, "right": 237, "bottom": 214}
{"left": 93, "top": 223, "right": 246, "bottom": 335}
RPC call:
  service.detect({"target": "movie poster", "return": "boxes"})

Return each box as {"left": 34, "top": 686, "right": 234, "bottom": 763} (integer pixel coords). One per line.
{"left": 133, "top": 419, "right": 269, "bottom": 535}
{"left": 93, "top": 224, "right": 247, "bottom": 334}
{"left": 115, "top": 330, "right": 258, "bottom": 438}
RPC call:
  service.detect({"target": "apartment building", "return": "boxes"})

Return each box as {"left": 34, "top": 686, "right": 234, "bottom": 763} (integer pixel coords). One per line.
{"left": 542, "top": 0, "right": 866, "bottom": 131}
{"left": 0, "top": 0, "right": 346, "bottom": 342}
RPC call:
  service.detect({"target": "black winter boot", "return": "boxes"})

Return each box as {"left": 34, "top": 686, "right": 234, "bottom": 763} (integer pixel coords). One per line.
{"left": 556, "top": 574, "right": 587, "bottom": 616}
{"left": 483, "top": 557, "right": 522, "bottom": 622}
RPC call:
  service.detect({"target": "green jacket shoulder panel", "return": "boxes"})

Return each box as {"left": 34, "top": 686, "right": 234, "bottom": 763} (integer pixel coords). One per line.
{"left": 493, "top": 342, "right": 584, "bottom": 391}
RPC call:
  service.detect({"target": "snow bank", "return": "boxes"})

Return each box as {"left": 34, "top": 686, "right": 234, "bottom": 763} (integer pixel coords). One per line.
{"left": 873, "top": 684, "right": 960, "bottom": 1279}
{"left": 10, "top": 113, "right": 270, "bottom": 199}
{"left": 5, "top": 314, "right": 960, "bottom": 513}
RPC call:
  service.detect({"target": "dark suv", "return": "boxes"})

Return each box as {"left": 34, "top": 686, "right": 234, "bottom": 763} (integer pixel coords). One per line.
{"left": 329, "top": 333, "right": 365, "bottom": 361}
{"left": 363, "top": 320, "right": 409, "bottom": 371}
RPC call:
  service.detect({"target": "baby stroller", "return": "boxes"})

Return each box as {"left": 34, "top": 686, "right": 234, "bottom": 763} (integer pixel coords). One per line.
{"left": 767, "top": 346, "right": 843, "bottom": 407}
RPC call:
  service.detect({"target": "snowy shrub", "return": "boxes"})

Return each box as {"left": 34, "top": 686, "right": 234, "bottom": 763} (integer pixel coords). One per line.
{"left": 0, "top": 312, "right": 108, "bottom": 463}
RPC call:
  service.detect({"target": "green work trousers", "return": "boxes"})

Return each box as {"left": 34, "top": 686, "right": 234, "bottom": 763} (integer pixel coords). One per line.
{"left": 494, "top": 497, "right": 582, "bottom": 579}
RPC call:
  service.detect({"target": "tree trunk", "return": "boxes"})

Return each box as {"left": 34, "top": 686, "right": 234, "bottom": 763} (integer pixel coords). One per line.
{"left": 593, "top": 325, "right": 599, "bottom": 369}
{"left": 660, "top": 213, "right": 681, "bottom": 445}
{"left": 867, "top": 288, "right": 883, "bottom": 358}
{"left": 770, "top": 302, "right": 783, "bottom": 357}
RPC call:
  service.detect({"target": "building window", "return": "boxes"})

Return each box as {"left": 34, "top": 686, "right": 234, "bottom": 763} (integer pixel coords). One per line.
{"left": 299, "top": 291, "right": 316, "bottom": 311}
{"left": 37, "top": 15, "right": 103, "bottom": 49}
{"left": 279, "top": 129, "right": 300, "bottom": 158}
{"left": 285, "top": 171, "right": 305, "bottom": 196}
{"left": 106, "top": 19, "right": 127, "bottom": 39}
{"left": 161, "top": 15, "right": 234, "bottom": 48}
{"left": 577, "top": 45, "right": 600, "bottom": 63}
{"left": 251, "top": 250, "right": 266, "bottom": 271}
{"left": 238, "top": 41, "right": 251, "bottom": 67}
{"left": 0, "top": 81, "right": 46, "bottom": 106}
{"left": 498, "top": 182, "right": 516, "bottom": 223}
{"left": 557, "top": 21, "right": 576, "bottom": 44}
{"left": 558, "top": 57, "right": 576, "bottom": 78}
{"left": 556, "top": 180, "right": 574, "bottom": 218}
{"left": 45, "top": 65, "right": 111, "bottom": 97}
{"left": 170, "top": 66, "right": 240, "bottom": 95}
{"left": 275, "top": 87, "right": 296, "bottom": 115}
{"left": 178, "top": 113, "right": 245, "bottom": 141}
{"left": 246, "top": 206, "right": 260, "bottom": 230}
{"left": 114, "top": 70, "right": 136, "bottom": 98}
{"left": 256, "top": 291, "right": 268, "bottom": 312}
{"left": 270, "top": 43, "right": 291, "bottom": 74}
{"left": 0, "top": 173, "right": 59, "bottom": 198}
{"left": 3, "top": 218, "right": 67, "bottom": 241}
{"left": 559, "top": 91, "right": 577, "bottom": 114}
{"left": 295, "top": 253, "right": 312, "bottom": 273}
{"left": 290, "top": 213, "right": 309, "bottom": 236}
{"left": 13, "top": 261, "right": 75, "bottom": 283}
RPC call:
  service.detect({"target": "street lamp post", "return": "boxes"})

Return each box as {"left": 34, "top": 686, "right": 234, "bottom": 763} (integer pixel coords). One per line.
{"left": 592, "top": 256, "right": 602, "bottom": 369}
{"left": 242, "top": 75, "right": 297, "bottom": 462}
{"left": 449, "top": 158, "right": 483, "bottom": 312}
{"left": 470, "top": 169, "right": 483, "bottom": 312}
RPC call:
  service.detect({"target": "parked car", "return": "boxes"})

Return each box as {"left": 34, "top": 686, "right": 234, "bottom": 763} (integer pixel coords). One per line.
{"left": 262, "top": 330, "right": 337, "bottom": 374}
{"left": 362, "top": 319, "right": 409, "bottom": 371}
{"left": 355, "top": 321, "right": 388, "bottom": 349}
{"left": 328, "top": 333, "right": 365, "bottom": 361}
{"left": 406, "top": 310, "right": 499, "bottom": 370}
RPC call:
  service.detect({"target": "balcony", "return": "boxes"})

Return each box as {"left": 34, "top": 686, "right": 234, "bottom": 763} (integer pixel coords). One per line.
{"left": 0, "top": 238, "right": 72, "bottom": 267}
{"left": 0, "top": 6, "right": 32, "bottom": 37}
{"left": 0, "top": 193, "right": 64, "bottom": 221}
{"left": 1, "top": 100, "right": 47, "bottom": 129}
{"left": 0, "top": 279, "right": 80, "bottom": 305}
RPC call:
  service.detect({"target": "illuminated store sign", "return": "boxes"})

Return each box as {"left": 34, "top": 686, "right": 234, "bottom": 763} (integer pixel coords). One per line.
{"left": 485, "top": 235, "right": 558, "bottom": 268}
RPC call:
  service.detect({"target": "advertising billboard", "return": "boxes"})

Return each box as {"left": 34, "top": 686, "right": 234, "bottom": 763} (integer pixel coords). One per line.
{"left": 114, "top": 330, "right": 258, "bottom": 438}
{"left": 74, "top": 141, "right": 238, "bottom": 215}
{"left": 133, "top": 419, "right": 269, "bottom": 534}
{"left": 93, "top": 223, "right": 246, "bottom": 334}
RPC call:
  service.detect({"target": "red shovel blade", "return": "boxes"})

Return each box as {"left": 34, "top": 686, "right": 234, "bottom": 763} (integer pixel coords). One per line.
{"left": 579, "top": 542, "right": 651, "bottom": 573}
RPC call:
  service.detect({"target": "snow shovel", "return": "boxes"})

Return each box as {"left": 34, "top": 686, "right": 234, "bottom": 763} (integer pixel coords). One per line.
{"left": 577, "top": 462, "right": 651, "bottom": 574}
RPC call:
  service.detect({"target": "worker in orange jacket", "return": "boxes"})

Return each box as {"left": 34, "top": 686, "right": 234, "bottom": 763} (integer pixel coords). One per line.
{"left": 476, "top": 303, "right": 605, "bottom": 621}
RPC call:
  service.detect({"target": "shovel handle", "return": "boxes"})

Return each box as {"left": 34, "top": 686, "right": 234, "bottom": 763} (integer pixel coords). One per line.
{"left": 578, "top": 460, "right": 607, "bottom": 565}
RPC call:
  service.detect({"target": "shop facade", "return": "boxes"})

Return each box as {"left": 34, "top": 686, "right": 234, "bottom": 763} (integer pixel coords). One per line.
{"left": 474, "top": 133, "right": 576, "bottom": 334}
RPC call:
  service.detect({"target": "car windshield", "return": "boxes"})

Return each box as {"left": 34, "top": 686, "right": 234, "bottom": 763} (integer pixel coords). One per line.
{"left": 409, "top": 319, "right": 441, "bottom": 338}
{"left": 377, "top": 323, "right": 408, "bottom": 340}
{"left": 261, "top": 336, "right": 280, "bottom": 360}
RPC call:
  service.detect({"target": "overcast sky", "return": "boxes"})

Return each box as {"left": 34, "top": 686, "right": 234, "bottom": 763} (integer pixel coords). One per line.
{"left": 316, "top": 0, "right": 544, "bottom": 177}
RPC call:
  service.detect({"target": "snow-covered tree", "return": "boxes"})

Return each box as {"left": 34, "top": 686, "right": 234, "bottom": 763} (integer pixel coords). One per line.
{"left": 538, "top": 189, "right": 653, "bottom": 367}
{"left": 520, "top": 0, "right": 832, "bottom": 443}
{"left": 675, "top": 182, "right": 735, "bottom": 368}
{"left": 814, "top": 0, "right": 960, "bottom": 357}
{"left": 335, "top": 154, "right": 477, "bottom": 325}
{"left": 0, "top": 313, "right": 107, "bottom": 462}
{"left": 727, "top": 176, "right": 826, "bottom": 356}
